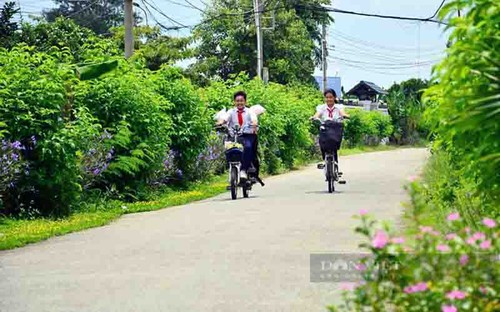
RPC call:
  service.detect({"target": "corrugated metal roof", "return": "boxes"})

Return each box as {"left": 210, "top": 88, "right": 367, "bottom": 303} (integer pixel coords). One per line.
{"left": 347, "top": 81, "right": 387, "bottom": 96}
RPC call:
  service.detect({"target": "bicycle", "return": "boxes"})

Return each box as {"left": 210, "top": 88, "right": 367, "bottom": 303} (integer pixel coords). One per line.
{"left": 218, "top": 124, "right": 262, "bottom": 200}
{"left": 313, "top": 119, "right": 346, "bottom": 193}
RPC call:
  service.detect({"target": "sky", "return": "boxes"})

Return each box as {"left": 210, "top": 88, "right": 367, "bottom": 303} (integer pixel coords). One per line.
{"left": 16, "top": 0, "right": 450, "bottom": 90}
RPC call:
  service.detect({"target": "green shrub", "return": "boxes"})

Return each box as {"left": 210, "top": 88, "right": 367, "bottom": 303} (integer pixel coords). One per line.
{"left": 0, "top": 46, "right": 94, "bottom": 216}
{"left": 423, "top": 0, "right": 500, "bottom": 214}
{"left": 152, "top": 67, "right": 212, "bottom": 181}
{"left": 74, "top": 61, "right": 173, "bottom": 196}
{"left": 343, "top": 109, "right": 393, "bottom": 147}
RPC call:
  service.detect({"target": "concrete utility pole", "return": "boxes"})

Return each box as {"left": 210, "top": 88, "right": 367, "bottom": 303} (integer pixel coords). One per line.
{"left": 124, "top": 0, "right": 134, "bottom": 59}
{"left": 253, "top": 0, "right": 264, "bottom": 79}
{"left": 322, "top": 24, "right": 328, "bottom": 91}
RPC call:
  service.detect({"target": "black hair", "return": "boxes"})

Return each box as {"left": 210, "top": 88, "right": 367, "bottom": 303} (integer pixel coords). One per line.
{"left": 323, "top": 88, "right": 337, "bottom": 98}
{"left": 233, "top": 91, "right": 247, "bottom": 100}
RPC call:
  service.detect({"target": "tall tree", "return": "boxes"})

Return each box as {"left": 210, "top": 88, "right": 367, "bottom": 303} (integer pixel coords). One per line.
{"left": 190, "top": 0, "right": 332, "bottom": 85}
{"left": 0, "top": 1, "right": 19, "bottom": 49}
{"left": 43, "top": 0, "right": 129, "bottom": 35}
{"left": 112, "top": 25, "right": 192, "bottom": 70}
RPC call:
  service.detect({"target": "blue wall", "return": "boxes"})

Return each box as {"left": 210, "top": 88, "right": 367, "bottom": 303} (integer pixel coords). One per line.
{"left": 314, "top": 76, "right": 342, "bottom": 99}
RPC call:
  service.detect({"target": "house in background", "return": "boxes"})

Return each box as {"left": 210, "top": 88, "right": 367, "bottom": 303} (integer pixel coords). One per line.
{"left": 346, "top": 81, "right": 387, "bottom": 112}
{"left": 314, "top": 76, "right": 341, "bottom": 99}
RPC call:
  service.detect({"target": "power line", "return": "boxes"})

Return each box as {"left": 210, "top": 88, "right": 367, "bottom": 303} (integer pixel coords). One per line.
{"left": 329, "top": 56, "right": 440, "bottom": 67}
{"left": 333, "top": 60, "right": 428, "bottom": 76}
{"left": 430, "top": 0, "right": 447, "bottom": 19}
{"left": 142, "top": 0, "right": 188, "bottom": 28}
{"left": 330, "top": 28, "right": 444, "bottom": 52}
{"left": 66, "top": 0, "right": 100, "bottom": 18}
{"left": 315, "top": 5, "right": 448, "bottom": 26}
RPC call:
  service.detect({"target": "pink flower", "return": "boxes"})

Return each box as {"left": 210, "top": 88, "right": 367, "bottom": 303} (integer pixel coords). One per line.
{"left": 480, "top": 240, "right": 492, "bottom": 250}
{"left": 464, "top": 227, "right": 471, "bottom": 233}
{"left": 466, "top": 237, "right": 477, "bottom": 245}
{"left": 437, "top": 244, "right": 451, "bottom": 252}
{"left": 472, "top": 232, "right": 486, "bottom": 240}
{"left": 447, "top": 212, "right": 460, "bottom": 221}
{"left": 467, "top": 232, "right": 486, "bottom": 245}
{"left": 354, "top": 263, "right": 366, "bottom": 271}
{"left": 479, "top": 286, "right": 487, "bottom": 295}
{"left": 419, "top": 226, "right": 434, "bottom": 233}
{"left": 446, "top": 290, "right": 467, "bottom": 300}
{"left": 442, "top": 305, "right": 457, "bottom": 312}
{"left": 446, "top": 233, "right": 457, "bottom": 240}
{"left": 372, "top": 230, "right": 389, "bottom": 249}
{"left": 483, "top": 218, "right": 496, "bottom": 228}
{"left": 391, "top": 237, "right": 405, "bottom": 244}
{"left": 459, "top": 254, "right": 469, "bottom": 266}
{"left": 359, "top": 209, "right": 369, "bottom": 216}
{"left": 408, "top": 175, "right": 418, "bottom": 182}
{"left": 404, "top": 282, "right": 428, "bottom": 294}
{"left": 340, "top": 282, "right": 357, "bottom": 291}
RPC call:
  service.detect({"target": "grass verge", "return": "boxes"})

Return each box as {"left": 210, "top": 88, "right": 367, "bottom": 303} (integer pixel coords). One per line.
{"left": 0, "top": 145, "right": 401, "bottom": 250}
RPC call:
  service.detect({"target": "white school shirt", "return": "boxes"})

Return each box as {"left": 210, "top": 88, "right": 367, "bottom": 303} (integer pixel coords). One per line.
{"left": 316, "top": 104, "right": 342, "bottom": 122}
{"left": 225, "top": 107, "right": 257, "bottom": 134}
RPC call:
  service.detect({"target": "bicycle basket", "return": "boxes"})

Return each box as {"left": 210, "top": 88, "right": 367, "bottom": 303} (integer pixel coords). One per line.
{"left": 319, "top": 122, "right": 343, "bottom": 153}
{"left": 225, "top": 147, "right": 243, "bottom": 162}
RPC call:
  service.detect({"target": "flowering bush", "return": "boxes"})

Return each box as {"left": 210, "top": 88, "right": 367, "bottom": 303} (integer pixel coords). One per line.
{"left": 79, "top": 130, "right": 114, "bottom": 189}
{"left": 329, "top": 210, "right": 499, "bottom": 312}
{"left": 0, "top": 140, "right": 29, "bottom": 192}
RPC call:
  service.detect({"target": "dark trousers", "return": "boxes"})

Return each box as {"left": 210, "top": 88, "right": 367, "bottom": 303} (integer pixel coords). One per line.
{"left": 241, "top": 134, "right": 257, "bottom": 171}
{"left": 321, "top": 148, "right": 338, "bottom": 164}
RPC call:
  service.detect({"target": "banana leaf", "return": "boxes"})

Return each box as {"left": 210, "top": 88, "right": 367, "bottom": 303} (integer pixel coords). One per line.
{"left": 76, "top": 60, "right": 119, "bottom": 80}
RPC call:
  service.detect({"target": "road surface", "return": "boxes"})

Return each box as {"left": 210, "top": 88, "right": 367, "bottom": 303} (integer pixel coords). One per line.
{"left": 0, "top": 148, "right": 427, "bottom": 312}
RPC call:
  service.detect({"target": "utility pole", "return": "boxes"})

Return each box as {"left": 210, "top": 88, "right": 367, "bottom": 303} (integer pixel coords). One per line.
{"left": 322, "top": 24, "right": 328, "bottom": 91}
{"left": 253, "top": 0, "right": 264, "bottom": 79}
{"left": 124, "top": 0, "right": 134, "bottom": 59}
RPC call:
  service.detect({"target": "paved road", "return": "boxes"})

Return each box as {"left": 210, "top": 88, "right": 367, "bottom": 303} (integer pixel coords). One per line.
{"left": 0, "top": 148, "right": 427, "bottom": 312}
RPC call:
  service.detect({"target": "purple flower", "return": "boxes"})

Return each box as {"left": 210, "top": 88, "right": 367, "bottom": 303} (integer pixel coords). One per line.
{"left": 11, "top": 153, "right": 19, "bottom": 161}
{"left": 176, "top": 169, "right": 183, "bottom": 178}
{"left": 31, "top": 135, "right": 37, "bottom": 144}
{"left": 92, "top": 168, "right": 100, "bottom": 175}
{"left": 11, "top": 141, "right": 22, "bottom": 150}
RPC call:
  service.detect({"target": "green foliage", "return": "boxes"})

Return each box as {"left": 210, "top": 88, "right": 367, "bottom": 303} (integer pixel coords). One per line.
{"left": 0, "top": 2, "right": 19, "bottom": 49}
{"left": 424, "top": 0, "right": 500, "bottom": 209}
{"left": 191, "top": 0, "right": 332, "bottom": 85}
{"left": 0, "top": 46, "right": 84, "bottom": 216}
{"left": 411, "top": 151, "right": 495, "bottom": 228}
{"left": 112, "top": 25, "right": 193, "bottom": 71}
{"left": 152, "top": 67, "right": 212, "bottom": 179}
{"left": 387, "top": 79, "right": 430, "bottom": 145}
{"left": 74, "top": 61, "right": 173, "bottom": 194}
{"left": 77, "top": 60, "right": 119, "bottom": 80}
{"left": 343, "top": 109, "right": 393, "bottom": 147}
{"left": 43, "top": 0, "right": 132, "bottom": 35}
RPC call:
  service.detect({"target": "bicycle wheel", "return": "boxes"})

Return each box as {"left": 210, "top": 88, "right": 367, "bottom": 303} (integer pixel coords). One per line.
{"left": 242, "top": 184, "right": 249, "bottom": 198}
{"left": 230, "top": 166, "right": 238, "bottom": 200}
{"left": 327, "top": 159, "right": 334, "bottom": 193}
